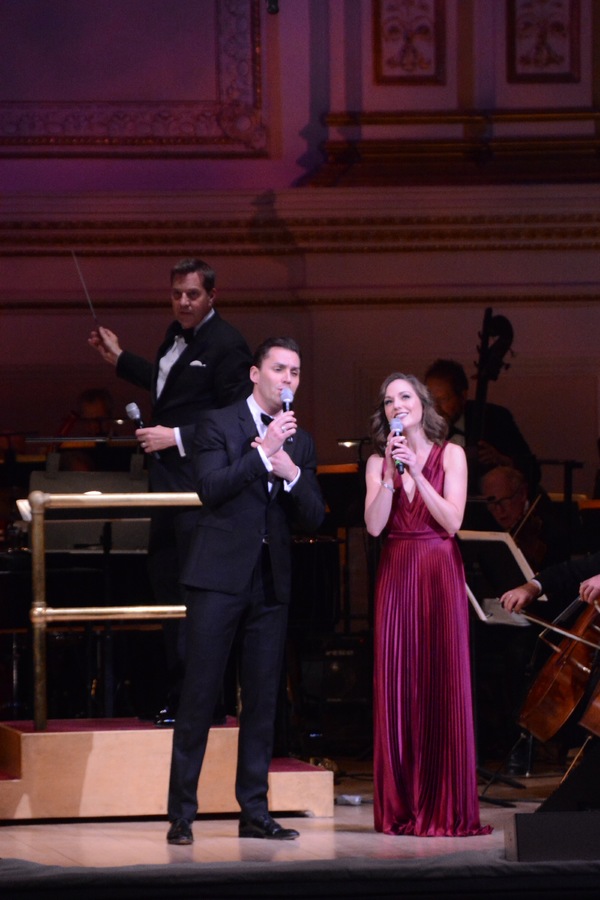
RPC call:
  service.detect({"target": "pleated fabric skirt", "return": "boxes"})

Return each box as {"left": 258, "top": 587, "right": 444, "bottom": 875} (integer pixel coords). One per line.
{"left": 373, "top": 531, "right": 491, "bottom": 836}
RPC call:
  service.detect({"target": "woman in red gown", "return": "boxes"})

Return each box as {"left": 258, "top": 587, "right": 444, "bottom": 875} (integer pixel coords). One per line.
{"left": 364, "top": 373, "right": 491, "bottom": 837}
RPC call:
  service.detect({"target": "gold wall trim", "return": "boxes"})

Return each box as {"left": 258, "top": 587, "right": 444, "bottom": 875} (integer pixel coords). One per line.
{"left": 3, "top": 212, "right": 600, "bottom": 256}
{"left": 326, "top": 108, "right": 600, "bottom": 126}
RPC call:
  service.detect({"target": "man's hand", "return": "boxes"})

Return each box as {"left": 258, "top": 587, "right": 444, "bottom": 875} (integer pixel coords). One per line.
{"left": 260, "top": 411, "right": 297, "bottom": 458}
{"left": 89, "top": 326, "right": 122, "bottom": 366}
{"left": 500, "top": 581, "right": 540, "bottom": 612}
{"left": 136, "top": 426, "right": 176, "bottom": 454}
{"left": 269, "top": 448, "right": 299, "bottom": 483}
{"left": 579, "top": 574, "right": 600, "bottom": 605}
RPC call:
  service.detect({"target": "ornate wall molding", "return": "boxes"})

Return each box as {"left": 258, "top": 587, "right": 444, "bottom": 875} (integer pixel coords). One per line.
{"left": 2, "top": 187, "right": 600, "bottom": 309}
{"left": 310, "top": 108, "right": 600, "bottom": 186}
{"left": 0, "top": 0, "right": 266, "bottom": 157}
{"left": 3, "top": 211, "right": 600, "bottom": 257}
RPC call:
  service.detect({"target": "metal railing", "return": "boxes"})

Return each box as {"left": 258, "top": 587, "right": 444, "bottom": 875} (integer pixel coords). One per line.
{"left": 28, "top": 489, "right": 201, "bottom": 730}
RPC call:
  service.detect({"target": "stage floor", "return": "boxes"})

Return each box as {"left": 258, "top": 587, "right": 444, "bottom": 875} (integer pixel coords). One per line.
{"left": 3, "top": 756, "right": 600, "bottom": 899}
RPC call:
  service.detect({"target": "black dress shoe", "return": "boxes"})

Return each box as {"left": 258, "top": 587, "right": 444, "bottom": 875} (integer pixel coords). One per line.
{"left": 506, "top": 738, "right": 533, "bottom": 777}
{"left": 239, "top": 813, "right": 299, "bottom": 840}
{"left": 167, "top": 819, "right": 193, "bottom": 845}
{"left": 155, "top": 707, "right": 176, "bottom": 727}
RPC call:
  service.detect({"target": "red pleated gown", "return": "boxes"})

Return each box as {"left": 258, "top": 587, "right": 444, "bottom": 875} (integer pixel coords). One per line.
{"left": 372, "top": 443, "right": 491, "bottom": 836}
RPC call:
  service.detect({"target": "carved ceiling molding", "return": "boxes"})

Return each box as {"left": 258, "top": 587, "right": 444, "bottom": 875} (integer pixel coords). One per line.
{"left": 3, "top": 212, "right": 600, "bottom": 255}
{"left": 0, "top": 0, "right": 266, "bottom": 157}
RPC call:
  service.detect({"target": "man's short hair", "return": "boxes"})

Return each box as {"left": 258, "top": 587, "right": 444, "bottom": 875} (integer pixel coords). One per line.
{"left": 252, "top": 337, "right": 301, "bottom": 368}
{"left": 424, "top": 358, "right": 469, "bottom": 395}
{"left": 170, "top": 258, "right": 216, "bottom": 293}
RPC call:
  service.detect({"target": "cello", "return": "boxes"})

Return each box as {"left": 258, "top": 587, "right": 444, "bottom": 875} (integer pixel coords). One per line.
{"left": 579, "top": 670, "right": 600, "bottom": 737}
{"left": 517, "top": 600, "right": 600, "bottom": 743}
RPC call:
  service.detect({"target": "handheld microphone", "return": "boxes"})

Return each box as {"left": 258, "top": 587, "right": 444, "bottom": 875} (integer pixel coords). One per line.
{"left": 281, "top": 388, "right": 294, "bottom": 444}
{"left": 126, "top": 402, "right": 160, "bottom": 459}
{"left": 125, "top": 402, "right": 144, "bottom": 429}
{"left": 390, "top": 416, "right": 404, "bottom": 474}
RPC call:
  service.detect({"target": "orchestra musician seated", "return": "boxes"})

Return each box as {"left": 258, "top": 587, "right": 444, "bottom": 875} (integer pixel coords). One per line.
{"left": 500, "top": 552, "right": 600, "bottom": 773}
{"left": 481, "top": 466, "right": 570, "bottom": 572}
{"left": 424, "top": 358, "right": 540, "bottom": 495}
{"left": 473, "top": 468, "right": 570, "bottom": 774}
{"left": 55, "top": 388, "right": 130, "bottom": 472}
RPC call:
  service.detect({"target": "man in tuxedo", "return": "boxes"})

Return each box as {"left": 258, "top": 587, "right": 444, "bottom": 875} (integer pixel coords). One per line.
{"left": 166, "top": 336, "right": 325, "bottom": 845}
{"left": 501, "top": 549, "right": 600, "bottom": 613}
{"left": 475, "top": 466, "right": 570, "bottom": 771}
{"left": 89, "top": 258, "right": 252, "bottom": 722}
{"left": 424, "top": 358, "right": 540, "bottom": 494}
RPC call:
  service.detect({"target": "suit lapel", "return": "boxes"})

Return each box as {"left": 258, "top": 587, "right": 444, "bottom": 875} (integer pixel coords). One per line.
{"left": 154, "top": 315, "right": 221, "bottom": 403}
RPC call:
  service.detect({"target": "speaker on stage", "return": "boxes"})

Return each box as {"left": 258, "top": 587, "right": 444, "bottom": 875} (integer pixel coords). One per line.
{"left": 536, "top": 738, "right": 600, "bottom": 812}
{"left": 320, "top": 634, "right": 373, "bottom": 753}
{"left": 505, "top": 738, "right": 600, "bottom": 861}
{"left": 506, "top": 810, "right": 600, "bottom": 861}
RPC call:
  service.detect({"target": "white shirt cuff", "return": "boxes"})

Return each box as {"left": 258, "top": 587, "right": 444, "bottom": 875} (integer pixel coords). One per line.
{"left": 258, "top": 445, "right": 273, "bottom": 472}
{"left": 174, "top": 427, "right": 185, "bottom": 457}
{"left": 530, "top": 578, "right": 545, "bottom": 598}
{"left": 284, "top": 467, "right": 301, "bottom": 491}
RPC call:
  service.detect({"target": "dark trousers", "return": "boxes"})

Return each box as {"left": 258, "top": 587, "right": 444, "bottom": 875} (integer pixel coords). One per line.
{"left": 147, "top": 508, "right": 198, "bottom": 705}
{"left": 167, "top": 550, "right": 289, "bottom": 823}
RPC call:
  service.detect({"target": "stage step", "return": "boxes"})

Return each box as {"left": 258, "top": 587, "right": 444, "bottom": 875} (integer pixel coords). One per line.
{"left": 0, "top": 718, "right": 333, "bottom": 821}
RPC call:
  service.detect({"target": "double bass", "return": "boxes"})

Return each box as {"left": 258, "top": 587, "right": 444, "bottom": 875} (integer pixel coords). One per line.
{"left": 467, "top": 307, "right": 513, "bottom": 493}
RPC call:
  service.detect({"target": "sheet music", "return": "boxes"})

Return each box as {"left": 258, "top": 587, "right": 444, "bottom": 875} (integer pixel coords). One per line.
{"left": 481, "top": 596, "right": 530, "bottom": 627}
{"left": 459, "top": 529, "right": 546, "bottom": 627}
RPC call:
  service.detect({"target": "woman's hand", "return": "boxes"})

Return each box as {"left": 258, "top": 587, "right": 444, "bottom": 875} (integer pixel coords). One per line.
{"left": 385, "top": 429, "right": 408, "bottom": 479}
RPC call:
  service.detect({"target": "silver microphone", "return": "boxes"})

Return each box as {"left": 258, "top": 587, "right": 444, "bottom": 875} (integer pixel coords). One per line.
{"left": 126, "top": 402, "right": 160, "bottom": 459}
{"left": 390, "top": 416, "right": 404, "bottom": 474}
{"left": 281, "top": 388, "right": 294, "bottom": 444}
{"left": 125, "top": 402, "right": 144, "bottom": 428}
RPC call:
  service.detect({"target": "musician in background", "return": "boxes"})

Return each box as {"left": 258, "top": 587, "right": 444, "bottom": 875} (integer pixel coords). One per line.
{"left": 424, "top": 359, "right": 540, "bottom": 494}
{"left": 89, "top": 258, "right": 252, "bottom": 726}
{"left": 501, "top": 549, "right": 600, "bottom": 614}
{"left": 501, "top": 551, "right": 600, "bottom": 766}
{"left": 474, "top": 466, "right": 571, "bottom": 771}
{"left": 57, "top": 388, "right": 120, "bottom": 472}
{"left": 481, "top": 466, "right": 569, "bottom": 571}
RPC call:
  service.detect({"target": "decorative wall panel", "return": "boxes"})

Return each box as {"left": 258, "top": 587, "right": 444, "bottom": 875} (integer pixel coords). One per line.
{"left": 0, "top": 0, "right": 265, "bottom": 157}
{"left": 373, "top": 0, "right": 446, "bottom": 85}
{"left": 507, "top": 0, "right": 581, "bottom": 83}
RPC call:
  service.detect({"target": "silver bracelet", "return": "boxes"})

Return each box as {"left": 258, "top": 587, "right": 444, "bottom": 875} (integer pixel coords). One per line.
{"left": 380, "top": 480, "right": 395, "bottom": 493}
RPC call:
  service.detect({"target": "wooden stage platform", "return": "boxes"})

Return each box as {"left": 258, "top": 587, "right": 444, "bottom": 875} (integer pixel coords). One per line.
{"left": 0, "top": 717, "right": 334, "bottom": 821}
{"left": 3, "top": 759, "right": 600, "bottom": 900}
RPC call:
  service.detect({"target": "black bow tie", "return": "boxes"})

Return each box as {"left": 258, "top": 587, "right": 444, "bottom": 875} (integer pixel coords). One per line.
{"left": 261, "top": 414, "right": 274, "bottom": 427}
{"left": 174, "top": 323, "right": 195, "bottom": 344}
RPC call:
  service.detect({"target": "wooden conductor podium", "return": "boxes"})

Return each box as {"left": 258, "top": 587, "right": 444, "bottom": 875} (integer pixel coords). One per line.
{"left": 0, "top": 465, "right": 334, "bottom": 821}
{"left": 0, "top": 718, "right": 334, "bottom": 821}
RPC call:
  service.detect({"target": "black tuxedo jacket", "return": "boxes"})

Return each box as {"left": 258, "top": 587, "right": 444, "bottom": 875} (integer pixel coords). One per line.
{"left": 537, "top": 550, "right": 600, "bottom": 603}
{"left": 180, "top": 399, "right": 326, "bottom": 604}
{"left": 116, "top": 311, "right": 251, "bottom": 492}
{"left": 464, "top": 399, "right": 540, "bottom": 488}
